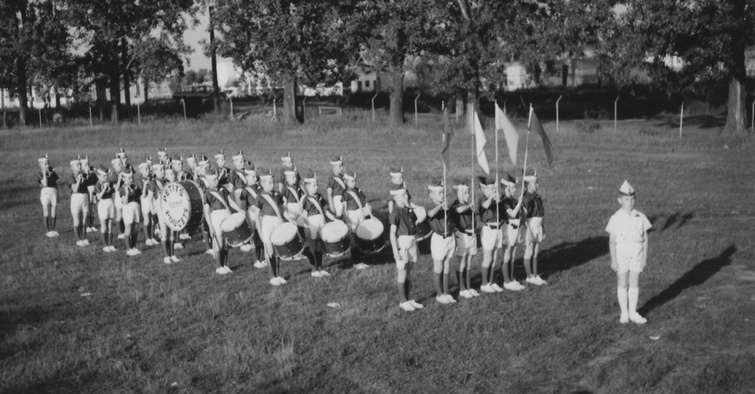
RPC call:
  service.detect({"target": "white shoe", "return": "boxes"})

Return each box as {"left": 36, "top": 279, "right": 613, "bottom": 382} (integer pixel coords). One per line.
{"left": 133, "top": 248, "right": 142, "bottom": 255}
{"left": 270, "top": 277, "right": 281, "bottom": 286}
{"left": 179, "top": 233, "right": 191, "bottom": 240}
{"left": 171, "top": 255, "right": 180, "bottom": 263}
{"left": 126, "top": 249, "right": 139, "bottom": 257}
{"left": 436, "top": 295, "right": 451, "bottom": 304}
{"left": 205, "top": 249, "right": 215, "bottom": 256}
{"left": 409, "top": 300, "right": 424, "bottom": 309}
{"left": 224, "top": 266, "right": 233, "bottom": 274}
{"left": 103, "top": 246, "right": 111, "bottom": 252}
{"left": 504, "top": 281, "right": 524, "bottom": 291}
{"left": 444, "top": 294, "right": 457, "bottom": 303}
{"left": 85, "top": 227, "right": 92, "bottom": 233}
{"left": 216, "top": 266, "right": 230, "bottom": 275}
{"left": 46, "top": 231, "right": 55, "bottom": 238}
{"left": 276, "top": 276, "right": 287, "bottom": 284}
{"left": 459, "top": 290, "right": 473, "bottom": 299}
{"left": 311, "top": 271, "right": 322, "bottom": 278}
{"left": 399, "top": 301, "right": 416, "bottom": 312}
{"left": 491, "top": 283, "right": 504, "bottom": 292}
{"left": 108, "top": 246, "right": 117, "bottom": 252}
{"left": 253, "top": 261, "right": 267, "bottom": 269}
{"left": 480, "top": 284, "right": 496, "bottom": 294}
{"left": 150, "top": 238, "right": 160, "bottom": 246}
{"left": 354, "top": 263, "right": 369, "bottom": 270}
{"left": 76, "top": 240, "right": 85, "bottom": 247}
{"left": 319, "top": 270, "right": 331, "bottom": 277}
{"left": 629, "top": 313, "right": 647, "bottom": 325}
{"left": 83, "top": 239, "right": 90, "bottom": 246}
{"left": 174, "top": 243, "right": 183, "bottom": 249}
{"left": 51, "top": 231, "right": 59, "bottom": 237}
{"left": 469, "top": 289, "right": 480, "bottom": 297}
{"left": 535, "top": 275, "right": 547, "bottom": 285}
{"left": 117, "top": 234, "right": 125, "bottom": 239}
{"left": 164, "top": 257, "right": 173, "bottom": 264}
{"left": 619, "top": 313, "right": 629, "bottom": 324}
{"left": 145, "top": 239, "right": 153, "bottom": 246}
{"left": 526, "top": 276, "right": 539, "bottom": 285}
{"left": 240, "top": 244, "right": 253, "bottom": 252}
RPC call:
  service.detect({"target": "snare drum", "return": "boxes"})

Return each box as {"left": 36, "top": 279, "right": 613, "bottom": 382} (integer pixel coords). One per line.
{"left": 320, "top": 220, "right": 350, "bottom": 257}
{"left": 221, "top": 213, "right": 254, "bottom": 247}
{"left": 355, "top": 218, "right": 385, "bottom": 254}
{"left": 270, "top": 222, "right": 305, "bottom": 260}
{"left": 159, "top": 181, "right": 205, "bottom": 231}
{"left": 412, "top": 206, "right": 432, "bottom": 241}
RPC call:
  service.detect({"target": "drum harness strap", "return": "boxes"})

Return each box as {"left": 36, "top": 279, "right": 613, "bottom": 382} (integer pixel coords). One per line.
{"left": 260, "top": 192, "right": 284, "bottom": 220}
{"left": 286, "top": 186, "right": 304, "bottom": 206}
{"left": 209, "top": 189, "right": 242, "bottom": 213}
{"left": 332, "top": 176, "right": 346, "bottom": 191}
{"left": 346, "top": 190, "right": 366, "bottom": 216}
{"left": 307, "top": 196, "right": 327, "bottom": 219}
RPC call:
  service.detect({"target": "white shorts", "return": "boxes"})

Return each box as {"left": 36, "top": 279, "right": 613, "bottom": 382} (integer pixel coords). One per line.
{"left": 70, "top": 193, "right": 89, "bottom": 217}
{"left": 616, "top": 242, "right": 646, "bottom": 273}
{"left": 114, "top": 191, "right": 123, "bottom": 209}
{"left": 210, "top": 209, "right": 232, "bottom": 248}
{"left": 525, "top": 217, "right": 545, "bottom": 245}
{"left": 306, "top": 214, "right": 325, "bottom": 239}
{"left": 505, "top": 220, "right": 523, "bottom": 246}
{"left": 454, "top": 231, "right": 477, "bottom": 256}
{"left": 396, "top": 235, "right": 418, "bottom": 270}
{"left": 480, "top": 225, "right": 503, "bottom": 250}
{"left": 260, "top": 215, "right": 283, "bottom": 244}
{"left": 97, "top": 199, "right": 115, "bottom": 220}
{"left": 346, "top": 209, "right": 365, "bottom": 231}
{"left": 122, "top": 201, "right": 141, "bottom": 225}
{"left": 87, "top": 185, "right": 96, "bottom": 202}
{"left": 40, "top": 187, "right": 57, "bottom": 207}
{"left": 430, "top": 233, "right": 455, "bottom": 261}
{"left": 333, "top": 195, "right": 343, "bottom": 216}
{"left": 141, "top": 197, "right": 152, "bottom": 219}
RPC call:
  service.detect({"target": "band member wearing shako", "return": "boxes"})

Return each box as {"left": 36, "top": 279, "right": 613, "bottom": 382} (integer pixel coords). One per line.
{"left": 196, "top": 155, "right": 215, "bottom": 255}
{"left": 389, "top": 184, "right": 423, "bottom": 312}
{"left": 151, "top": 162, "right": 181, "bottom": 264}
{"left": 252, "top": 168, "right": 289, "bottom": 286}
{"left": 138, "top": 162, "right": 156, "bottom": 247}
{"left": 185, "top": 154, "right": 198, "bottom": 180}
{"left": 94, "top": 165, "right": 116, "bottom": 252}
{"left": 119, "top": 169, "right": 142, "bottom": 256}
{"left": 387, "top": 166, "right": 421, "bottom": 214}
{"left": 80, "top": 156, "right": 98, "bottom": 233}
{"left": 38, "top": 154, "right": 60, "bottom": 237}
{"left": 70, "top": 158, "right": 90, "bottom": 247}
{"left": 282, "top": 166, "right": 306, "bottom": 238}
{"left": 341, "top": 170, "right": 372, "bottom": 268}
{"left": 215, "top": 150, "right": 233, "bottom": 193}
{"left": 500, "top": 174, "right": 526, "bottom": 291}
{"left": 426, "top": 178, "right": 457, "bottom": 304}
{"left": 172, "top": 156, "right": 193, "bottom": 242}
{"left": 202, "top": 167, "right": 239, "bottom": 274}
{"left": 157, "top": 147, "right": 169, "bottom": 165}
{"left": 327, "top": 155, "right": 346, "bottom": 217}
{"left": 522, "top": 170, "right": 547, "bottom": 286}
{"left": 230, "top": 151, "right": 247, "bottom": 204}
{"left": 452, "top": 180, "right": 480, "bottom": 299}
{"left": 275, "top": 152, "right": 295, "bottom": 194}
{"left": 300, "top": 170, "right": 336, "bottom": 277}
{"left": 110, "top": 151, "right": 127, "bottom": 240}
{"left": 477, "top": 176, "right": 506, "bottom": 294}
{"left": 237, "top": 163, "right": 265, "bottom": 267}
{"left": 606, "top": 180, "right": 651, "bottom": 325}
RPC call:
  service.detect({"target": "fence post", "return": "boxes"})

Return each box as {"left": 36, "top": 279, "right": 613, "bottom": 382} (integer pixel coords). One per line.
{"left": 556, "top": 95, "right": 563, "bottom": 133}
{"left": 302, "top": 97, "right": 307, "bottom": 120}
{"left": 751, "top": 99, "right": 754, "bottom": 134}
{"left": 38, "top": 107, "right": 42, "bottom": 127}
{"left": 137, "top": 103, "right": 141, "bottom": 125}
{"left": 371, "top": 92, "right": 378, "bottom": 122}
{"left": 181, "top": 99, "right": 186, "bottom": 120}
{"left": 679, "top": 102, "right": 684, "bottom": 139}
{"left": 273, "top": 98, "right": 277, "bottom": 118}
{"left": 614, "top": 95, "right": 620, "bottom": 131}
{"left": 229, "top": 97, "right": 234, "bottom": 121}
{"left": 89, "top": 105, "right": 93, "bottom": 128}
{"left": 414, "top": 93, "right": 421, "bottom": 127}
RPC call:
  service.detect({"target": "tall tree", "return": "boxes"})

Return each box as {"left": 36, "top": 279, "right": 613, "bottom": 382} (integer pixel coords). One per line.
{"left": 604, "top": 0, "right": 754, "bottom": 134}
{"left": 214, "top": 0, "right": 357, "bottom": 125}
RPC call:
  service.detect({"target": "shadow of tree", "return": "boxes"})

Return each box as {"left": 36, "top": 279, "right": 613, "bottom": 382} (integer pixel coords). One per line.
{"left": 639, "top": 244, "right": 737, "bottom": 315}
{"left": 661, "top": 211, "right": 695, "bottom": 232}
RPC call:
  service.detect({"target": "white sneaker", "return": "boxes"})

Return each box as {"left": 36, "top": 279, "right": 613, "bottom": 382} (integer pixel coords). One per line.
{"left": 133, "top": 248, "right": 142, "bottom": 255}
{"left": 459, "top": 290, "right": 473, "bottom": 299}
{"left": 444, "top": 294, "right": 457, "bottom": 303}
{"left": 224, "top": 266, "right": 233, "bottom": 274}
{"left": 253, "top": 261, "right": 267, "bottom": 269}
{"left": 76, "top": 240, "right": 85, "bottom": 247}
{"left": 126, "top": 249, "right": 139, "bottom": 257}
{"left": 619, "top": 313, "right": 629, "bottom": 324}
{"left": 240, "top": 244, "right": 253, "bottom": 252}
{"left": 117, "top": 234, "right": 125, "bottom": 239}
{"left": 83, "top": 239, "right": 90, "bottom": 246}
{"left": 170, "top": 255, "right": 180, "bottom": 263}
{"left": 108, "top": 246, "right": 117, "bottom": 252}
{"left": 103, "top": 246, "right": 111, "bottom": 252}
{"left": 164, "top": 257, "right": 173, "bottom": 264}
{"left": 174, "top": 243, "right": 183, "bottom": 249}
{"left": 150, "top": 238, "right": 160, "bottom": 246}
{"left": 469, "top": 289, "right": 480, "bottom": 297}
{"left": 145, "top": 239, "right": 153, "bottom": 246}
{"left": 354, "top": 263, "right": 369, "bottom": 270}
{"left": 270, "top": 277, "right": 281, "bottom": 286}
{"left": 311, "top": 271, "right": 322, "bottom": 278}
{"left": 535, "top": 275, "right": 547, "bottom": 285}
{"left": 409, "top": 300, "right": 424, "bottom": 309}
{"left": 526, "top": 276, "right": 539, "bottom": 285}
{"left": 319, "top": 270, "right": 331, "bottom": 277}
{"left": 629, "top": 313, "right": 647, "bottom": 325}
{"left": 46, "top": 231, "right": 55, "bottom": 238}
{"left": 205, "top": 249, "right": 215, "bottom": 256}
{"left": 51, "top": 231, "right": 59, "bottom": 237}
{"left": 216, "top": 266, "right": 230, "bottom": 275}
{"left": 85, "top": 227, "right": 92, "bottom": 233}
{"left": 179, "top": 233, "right": 191, "bottom": 240}
{"left": 276, "top": 276, "right": 287, "bottom": 285}
{"left": 436, "top": 295, "right": 451, "bottom": 304}
{"left": 504, "top": 281, "right": 524, "bottom": 291}
{"left": 480, "top": 284, "right": 496, "bottom": 293}
{"left": 399, "top": 301, "right": 416, "bottom": 312}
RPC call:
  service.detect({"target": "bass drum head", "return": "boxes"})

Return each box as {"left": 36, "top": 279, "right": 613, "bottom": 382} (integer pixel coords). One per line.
{"left": 321, "top": 220, "right": 349, "bottom": 242}
{"left": 159, "top": 181, "right": 205, "bottom": 232}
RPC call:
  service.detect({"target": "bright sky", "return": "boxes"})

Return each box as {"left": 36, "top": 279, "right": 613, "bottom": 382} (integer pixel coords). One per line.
{"left": 183, "top": 10, "right": 230, "bottom": 71}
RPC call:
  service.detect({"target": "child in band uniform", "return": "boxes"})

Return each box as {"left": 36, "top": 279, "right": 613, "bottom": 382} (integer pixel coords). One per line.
{"left": 389, "top": 184, "right": 423, "bottom": 312}
{"left": 426, "top": 179, "right": 457, "bottom": 304}
{"left": 301, "top": 170, "right": 336, "bottom": 277}
{"left": 522, "top": 170, "right": 546, "bottom": 286}
{"left": 94, "top": 166, "right": 116, "bottom": 252}
{"left": 500, "top": 174, "right": 525, "bottom": 291}
{"left": 38, "top": 154, "right": 59, "bottom": 237}
{"left": 119, "top": 170, "right": 142, "bottom": 256}
{"left": 70, "top": 158, "right": 90, "bottom": 247}
{"left": 452, "top": 180, "right": 479, "bottom": 299}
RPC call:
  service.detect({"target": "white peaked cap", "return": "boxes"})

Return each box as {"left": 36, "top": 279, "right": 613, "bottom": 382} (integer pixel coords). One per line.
{"left": 619, "top": 180, "right": 635, "bottom": 196}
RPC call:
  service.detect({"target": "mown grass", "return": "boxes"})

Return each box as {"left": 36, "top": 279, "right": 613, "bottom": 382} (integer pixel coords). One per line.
{"left": 1, "top": 115, "right": 754, "bottom": 393}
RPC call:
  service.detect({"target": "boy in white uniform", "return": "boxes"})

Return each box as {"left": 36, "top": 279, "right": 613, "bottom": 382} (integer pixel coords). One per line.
{"left": 522, "top": 170, "right": 546, "bottom": 285}
{"left": 606, "top": 180, "right": 652, "bottom": 325}
{"left": 70, "top": 158, "right": 90, "bottom": 247}
{"left": 37, "top": 154, "right": 59, "bottom": 237}
{"left": 426, "top": 179, "right": 457, "bottom": 304}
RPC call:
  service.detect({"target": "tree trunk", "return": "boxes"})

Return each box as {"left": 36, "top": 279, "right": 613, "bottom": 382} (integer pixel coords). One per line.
{"left": 389, "top": 70, "right": 404, "bottom": 127}
{"left": 54, "top": 88, "right": 60, "bottom": 108}
{"left": 143, "top": 78, "right": 149, "bottom": 103}
{"left": 723, "top": 76, "right": 748, "bottom": 134}
{"left": 283, "top": 77, "right": 300, "bottom": 125}
{"left": 108, "top": 47, "right": 121, "bottom": 124}
{"left": 209, "top": 5, "right": 220, "bottom": 115}
{"left": 121, "top": 38, "right": 131, "bottom": 107}
{"left": 16, "top": 59, "right": 28, "bottom": 127}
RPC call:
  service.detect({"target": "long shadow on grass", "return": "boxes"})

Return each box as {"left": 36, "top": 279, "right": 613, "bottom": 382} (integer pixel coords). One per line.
{"left": 535, "top": 236, "right": 609, "bottom": 280}
{"left": 639, "top": 244, "right": 737, "bottom": 316}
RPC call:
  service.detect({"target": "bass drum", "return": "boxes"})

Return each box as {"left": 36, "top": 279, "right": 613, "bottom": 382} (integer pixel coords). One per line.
{"left": 320, "top": 220, "right": 350, "bottom": 258}
{"left": 159, "top": 181, "right": 205, "bottom": 232}
{"left": 355, "top": 218, "right": 385, "bottom": 254}
{"left": 271, "top": 222, "right": 305, "bottom": 261}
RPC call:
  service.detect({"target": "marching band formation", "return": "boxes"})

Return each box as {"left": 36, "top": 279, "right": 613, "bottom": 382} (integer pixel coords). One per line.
{"left": 37, "top": 148, "right": 551, "bottom": 312}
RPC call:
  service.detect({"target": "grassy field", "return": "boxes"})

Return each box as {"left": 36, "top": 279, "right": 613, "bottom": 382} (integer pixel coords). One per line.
{"left": 1, "top": 115, "right": 754, "bottom": 393}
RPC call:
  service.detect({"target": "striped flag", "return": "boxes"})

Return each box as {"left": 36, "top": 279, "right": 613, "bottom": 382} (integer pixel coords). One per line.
{"left": 441, "top": 107, "right": 454, "bottom": 171}
{"left": 472, "top": 109, "right": 490, "bottom": 174}
{"left": 495, "top": 104, "right": 518, "bottom": 165}
{"left": 529, "top": 107, "right": 554, "bottom": 167}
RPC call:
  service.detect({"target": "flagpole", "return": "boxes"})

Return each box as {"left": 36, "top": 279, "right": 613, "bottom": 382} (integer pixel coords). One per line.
{"left": 495, "top": 100, "right": 500, "bottom": 229}
{"left": 470, "top": 103, "right": 475, "bottom": 234}
{"left": 522, "top": 105, "right": 533, "bottom": 192}
{"left": 443, "top": 107, "right": 448, "bottom": 235}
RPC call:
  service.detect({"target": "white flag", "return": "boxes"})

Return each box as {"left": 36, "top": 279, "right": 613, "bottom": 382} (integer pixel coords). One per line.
{"left": 495, "top": 104, "right": 518, "bottom": 165}
{"left": 473, "top": 110, "right": 490, "bottom": 174}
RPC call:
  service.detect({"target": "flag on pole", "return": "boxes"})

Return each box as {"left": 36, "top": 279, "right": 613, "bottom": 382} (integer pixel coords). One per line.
{"left": 495, "top": 103, "right": 518, "bottom": 165}
{"left": 528, "top": 107, "right": 554, "bottom": 167}
{"left": 441, "top": 107, "right": 454, "bottom": 171}
{"left": 472, "top": 109, "right": 490, "bottom": 174}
